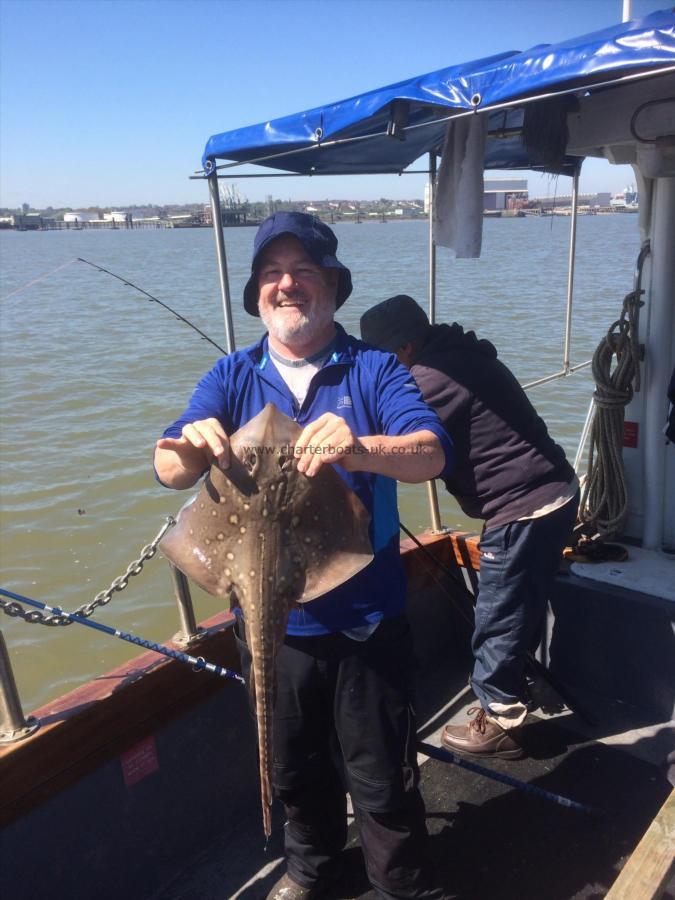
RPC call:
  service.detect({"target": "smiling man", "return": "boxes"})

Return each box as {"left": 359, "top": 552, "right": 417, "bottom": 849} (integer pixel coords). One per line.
{"left": 154, "top": 213, "right": 453, "bottom": 900}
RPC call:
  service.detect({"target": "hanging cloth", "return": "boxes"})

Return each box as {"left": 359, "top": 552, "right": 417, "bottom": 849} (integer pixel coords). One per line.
{"left": 433, "top": 113, "right": 488, "bottom": 258}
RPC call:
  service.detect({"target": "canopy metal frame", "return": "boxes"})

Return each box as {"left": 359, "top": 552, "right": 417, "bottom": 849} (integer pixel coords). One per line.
{"left": 204, "top": 158, "right": 585, "bottom": 532}
{"left": 196, "top": 64, "right": 675, "bottom": 179}
{"left": 200, "top": 37, "right": 675, "bottom": 531}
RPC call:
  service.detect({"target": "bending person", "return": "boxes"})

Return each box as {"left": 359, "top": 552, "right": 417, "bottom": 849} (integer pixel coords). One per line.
{"left": 360, "top": 294, "right": 579, "bottom": 760}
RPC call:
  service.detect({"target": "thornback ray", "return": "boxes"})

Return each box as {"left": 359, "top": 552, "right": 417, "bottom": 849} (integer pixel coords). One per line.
{"left": 159, "top": 402, "right": 374, "bottom": 837}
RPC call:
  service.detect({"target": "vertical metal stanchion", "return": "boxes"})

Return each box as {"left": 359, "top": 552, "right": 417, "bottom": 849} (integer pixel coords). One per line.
{"left": 563, "top": 166, "right": 581, "bottom": 374}
{"left": 207, "top": 173, "right": 236, "bottom": 354}
{"left": 426, "top": 151, "right": 443, "bottom": 533}
{"left": 169, "top": 565, "right": 204, "bottom": 647}
{"left": 573, "top": 397, "right": 596, "bottom": 474}
{"left": 643, "top": 177, "right": 675, "bottom": 550}
{"left": 205, "top": 171, "right": 240, "bottom": 627}
{"left": 0, "top": 630, "right": 39, "bottom": 743}
{"left": 428, "top": 151, "right": 438, "bottom": 326}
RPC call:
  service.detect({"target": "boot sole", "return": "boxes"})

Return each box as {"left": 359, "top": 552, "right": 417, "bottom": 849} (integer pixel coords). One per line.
{"left": 440, "top": 740, "right": 524, "bottom": 761}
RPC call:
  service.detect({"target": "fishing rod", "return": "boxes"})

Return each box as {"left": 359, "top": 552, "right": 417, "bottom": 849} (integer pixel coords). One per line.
{"left": 417, "top": 741, "right": 601, "bottom": 817}
{"left": 2, "top": 258, "right": 228, "bottom": 358}
{"left": 0, "top": 588, "right": 245, "bottom": 686}
{"left": 400, "top": 522, "right": 593, "bottom": 725}
{"left": 77, "top": 257, "right": 228, "bottom": 356}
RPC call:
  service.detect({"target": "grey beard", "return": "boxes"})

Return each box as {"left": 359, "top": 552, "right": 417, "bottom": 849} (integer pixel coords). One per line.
{"left": 260, "top": 303, "right": 335, "bottom": 348}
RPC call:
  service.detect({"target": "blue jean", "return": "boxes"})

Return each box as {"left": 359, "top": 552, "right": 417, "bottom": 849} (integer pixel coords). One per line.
{"left": 471, "top": 494, "right": 579, "bottom": 715}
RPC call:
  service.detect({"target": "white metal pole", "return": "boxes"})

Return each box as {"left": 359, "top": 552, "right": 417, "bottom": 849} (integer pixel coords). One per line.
{"left": 207, "top": 174, "right": 236, "bottom": 353}
{"left": 574, "top": 397, "right": 596, "bottom": 474}
{"left": 642, "top": 178, "right": 675, "bottom": 550}
{"left": 563, "top": 167, "right": 580, "bottom": 373}
{"left": 426, "top": 151, "right": 443, "bottom": 532}
{"left": 428, "top": 152, "right": 437, "bottom": 325}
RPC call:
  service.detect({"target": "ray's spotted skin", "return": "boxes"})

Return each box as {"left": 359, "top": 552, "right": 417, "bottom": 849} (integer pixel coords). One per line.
{"left": 159, "top": 403, "right": 373, "bottom": 837}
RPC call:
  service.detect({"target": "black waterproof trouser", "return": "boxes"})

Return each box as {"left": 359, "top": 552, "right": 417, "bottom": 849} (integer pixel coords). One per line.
{"left": 236, "top": 615, "right": 446, "bottom": 899}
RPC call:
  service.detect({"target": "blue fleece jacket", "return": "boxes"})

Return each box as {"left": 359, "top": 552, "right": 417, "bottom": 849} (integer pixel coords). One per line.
{"left": 162, "top": 324, "right": 453, "bottom": 636}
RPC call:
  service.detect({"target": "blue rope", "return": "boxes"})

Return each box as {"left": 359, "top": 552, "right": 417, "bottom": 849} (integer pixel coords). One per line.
{"left": 0, "top": 587, "right": 245, "bottom": 686}
{"left": 417, "top": 741, "right": 601, "bottom": 817}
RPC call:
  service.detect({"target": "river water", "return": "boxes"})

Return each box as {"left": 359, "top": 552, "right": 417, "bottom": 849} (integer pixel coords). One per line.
{"left": 0, "top": 215, "right": 640, "bottom": 710}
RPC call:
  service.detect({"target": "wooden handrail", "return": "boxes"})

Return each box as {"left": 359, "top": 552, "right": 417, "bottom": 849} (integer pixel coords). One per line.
{"left": 605, "top": 786, "right": 675, "bottom": 900}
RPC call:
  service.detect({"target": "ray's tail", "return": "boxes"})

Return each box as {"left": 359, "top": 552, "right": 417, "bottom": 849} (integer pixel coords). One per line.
{"left": 249, "top": 638, "right": 275, "bottom": 839}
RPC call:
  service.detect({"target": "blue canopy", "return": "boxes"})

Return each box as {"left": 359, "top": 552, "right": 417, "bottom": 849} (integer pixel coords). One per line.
{"left": 202, "top": 8, "right": 675, "bottom": 177}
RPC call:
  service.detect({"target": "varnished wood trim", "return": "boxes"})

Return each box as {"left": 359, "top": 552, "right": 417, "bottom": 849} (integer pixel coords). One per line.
{"left": 400, "top": 530, "right": 481, "bottom": 593}
{"left": 400, "top": 529, "right": 481, "bottom": 570}
{"left": 605, "top": 787, "right": 675, "bottom": 900}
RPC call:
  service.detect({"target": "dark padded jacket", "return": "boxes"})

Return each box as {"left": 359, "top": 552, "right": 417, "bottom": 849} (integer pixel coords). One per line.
{"left": 411, "top": 323, "right": 575, "bottom": 529}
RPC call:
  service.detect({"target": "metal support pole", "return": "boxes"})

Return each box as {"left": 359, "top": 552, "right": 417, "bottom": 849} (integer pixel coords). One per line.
{"left": 643, "top": 178, "right": 675, "bottom": 550}
{"left": 169, "top": 564, "right": 204, "bottom": 647}
{"left": 426, "top": 151, "right": 443, "bottom": 533}
{"left": 0, "top": 631, "right": 39, "bottom": 743}
{"left": 563, "top": 166, "right": 580, "bottom": 374}
{"left": 574, "top": 396, "right": 596, "bottom": 474}
{"left": 207, "top": 173, "right": 236, "bottom": 354}
{"left": 425, "top": 483, "right": 443, "bottom": 534}
{"left": 428, "top": 152, "right": 437, "bottom": 326}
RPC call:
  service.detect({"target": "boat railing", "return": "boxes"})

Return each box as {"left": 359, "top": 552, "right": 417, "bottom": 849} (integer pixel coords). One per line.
{"left": 0, "top": 631, "right": 40, "bottom": 743}
{"left": 0, "top": 518, "right": 209, "bottom": 744}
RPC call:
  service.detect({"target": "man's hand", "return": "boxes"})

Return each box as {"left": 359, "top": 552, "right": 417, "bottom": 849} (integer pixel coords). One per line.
{"left": 295, "top": 413, "right": 364, "bottom": 478}
{"left": 294, "top": 414, "right": 445, "bottom": 483}
{"left": 155, "top": 418, "right": 230, "bottom": 489}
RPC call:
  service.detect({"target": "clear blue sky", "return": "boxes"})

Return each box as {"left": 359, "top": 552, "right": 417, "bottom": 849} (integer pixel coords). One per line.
{"left": 0, "top": 0, "right": 666, "bottom": 208}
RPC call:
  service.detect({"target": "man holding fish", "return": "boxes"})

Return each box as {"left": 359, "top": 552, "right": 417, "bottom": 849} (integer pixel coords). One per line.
{"left": 155, "top": 213, "right": 453, "bottom": 900}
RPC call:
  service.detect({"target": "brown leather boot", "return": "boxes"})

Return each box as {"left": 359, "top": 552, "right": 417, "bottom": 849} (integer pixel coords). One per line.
{"left": 441, "top": 706, "right": 524, "bottom": 759}
{"left": 266, "top": 872, "right": 326, "bottom": 900}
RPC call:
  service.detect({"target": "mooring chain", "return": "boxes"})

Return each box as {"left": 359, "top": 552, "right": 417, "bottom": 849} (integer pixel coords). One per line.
{"left": 0, "top": 516, "right": 176, "bottom": 627}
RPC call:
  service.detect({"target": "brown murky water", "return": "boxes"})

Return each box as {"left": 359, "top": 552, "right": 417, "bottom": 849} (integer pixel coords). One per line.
{"left": 0, "top": 215, "right": 640, "bottom": 709}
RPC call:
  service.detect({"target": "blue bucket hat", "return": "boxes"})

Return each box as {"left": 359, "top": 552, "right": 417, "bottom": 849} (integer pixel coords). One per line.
{"left": 243, "top": 212, "right": 353, "bottom": 317}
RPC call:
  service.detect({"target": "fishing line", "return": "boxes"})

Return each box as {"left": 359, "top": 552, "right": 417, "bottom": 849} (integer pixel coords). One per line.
{"left": 0, "top": 587, "right": 245, "bottom": 685}
{"left": 77, "top": 257, "right": 228, "bottom": 355}
{"left": 400, "top": 522, "right": 475, "bottom": 628}
{"left": 1, "top": 255, "right": 228, "bottom": 356}
{"left": 0, "top": 258, "right": 80, "bottom": 301}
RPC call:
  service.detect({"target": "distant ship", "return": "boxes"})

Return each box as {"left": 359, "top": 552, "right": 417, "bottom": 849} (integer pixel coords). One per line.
{"left": 610, "top": 183, "right": 639, "bottom": 209}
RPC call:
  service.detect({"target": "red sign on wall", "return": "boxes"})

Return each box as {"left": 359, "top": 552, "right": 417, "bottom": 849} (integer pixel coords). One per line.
{"left": 623, "top": 421, "right": 639, "bottom": 449}
{"left": 121, "top": 735, "right": 159, "bottom": 787}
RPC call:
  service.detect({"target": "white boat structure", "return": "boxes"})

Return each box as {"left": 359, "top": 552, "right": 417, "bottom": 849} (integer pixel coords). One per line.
{"left": 610, "top": 184, "right": 640, "bottom": 209}
{"left": 1, "top": 8, "right": 674, "bottom": 899}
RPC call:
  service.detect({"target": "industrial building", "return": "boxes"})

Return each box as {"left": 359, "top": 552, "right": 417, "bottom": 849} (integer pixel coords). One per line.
{"left": 482, "top": 178, "right": 528, "bottom": 210}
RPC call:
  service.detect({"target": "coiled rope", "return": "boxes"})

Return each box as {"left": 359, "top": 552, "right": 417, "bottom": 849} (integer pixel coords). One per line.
{"left": 579, "top": 290, "right": 642, "bottom": 539}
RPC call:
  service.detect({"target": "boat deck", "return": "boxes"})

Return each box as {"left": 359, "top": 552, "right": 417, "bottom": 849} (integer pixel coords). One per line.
{"left": 3, "top": 546, "right": 673, "bottom": 900}
{"left": 154, "top": 648, "right": 675, "bottom": 899}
